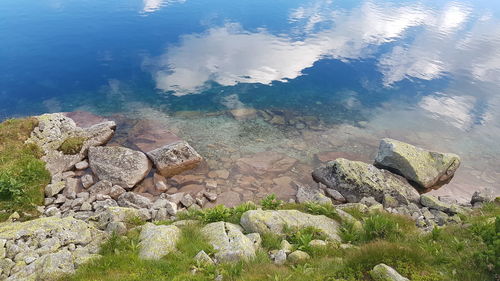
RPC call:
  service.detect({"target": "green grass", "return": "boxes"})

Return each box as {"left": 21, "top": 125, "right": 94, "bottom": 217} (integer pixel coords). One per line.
{"left": 57, "top": 136, "right": 86, "bottom": 155}
{"left": 64, "top": 200, "right": 500, "bottom": 281}
{"left": 0, "top": 118, "right": 50, "bottom": 221}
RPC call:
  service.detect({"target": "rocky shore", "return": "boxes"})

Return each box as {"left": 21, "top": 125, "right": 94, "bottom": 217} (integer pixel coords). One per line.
{"left": 0, "top": 112, "right": 497, "bottom": 280}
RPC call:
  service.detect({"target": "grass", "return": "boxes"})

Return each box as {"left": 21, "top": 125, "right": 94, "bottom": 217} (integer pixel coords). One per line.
{"left": 64, "top": 198, "right": 499, "bottom": 281}
{"left": 58, "top": 136, "right": 86, "bottom": 155}
{"left": 0, "top": 118, "right": 50, "bottom": 221}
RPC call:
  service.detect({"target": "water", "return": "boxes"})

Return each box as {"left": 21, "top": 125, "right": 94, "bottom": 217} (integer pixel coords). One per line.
{"left": 1, "top": 0, "right": 500, "bottom": 202}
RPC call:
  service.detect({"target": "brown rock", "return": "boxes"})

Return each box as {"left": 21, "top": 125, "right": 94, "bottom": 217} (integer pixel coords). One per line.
{"left": 127, "top": 120, "right": 181, "bottom": 153}
{"left": 230, "top": 108, "right": 257, "bottom": 120}
{"left": 179, "top": 184, "right": 205, "bottom": 197}
{"left": 236, "top": 152, "right": 297, "bottom": 176}
{"left": 64, "top": 111, "right": 110, "bottom": 128}
{"left": 215, "top": 191, "right": 242, "bottom": 208}
{"left": 314, "top": 151, "right": 369, "bottom": 163}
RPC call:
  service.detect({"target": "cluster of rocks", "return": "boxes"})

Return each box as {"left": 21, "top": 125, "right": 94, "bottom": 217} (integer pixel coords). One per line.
{"left": 229, "top": 107, "right": 324, "bottom": 131}
{"left": 0, "top": 216, "right": 105, "bottom": 280}
{"left": 30, "top": 113, "right": 212, "bottom": 225}
{"left": 306, "top": 138, "right": 493, "bottom": 229}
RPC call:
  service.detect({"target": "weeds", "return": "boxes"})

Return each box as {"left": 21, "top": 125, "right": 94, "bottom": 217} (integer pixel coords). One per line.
{"left": 261, "top": 194, "right": 283, "bottom": 210}
{"left": 57, "top": 136, "right": 86, "bottom": 155}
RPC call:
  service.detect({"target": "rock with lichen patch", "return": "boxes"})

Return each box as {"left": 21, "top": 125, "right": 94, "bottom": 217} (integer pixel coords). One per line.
{"left": 312, "top": 158, "right": 420, "bottom": 205}
{"left": 138, "top": 223, "right": 181, "bottom": 260}
{"left": 202, "top": 221, "right": 255, "bottom": 262}
{"left": 374, "top": 138, "right": 460, "bottom": 190}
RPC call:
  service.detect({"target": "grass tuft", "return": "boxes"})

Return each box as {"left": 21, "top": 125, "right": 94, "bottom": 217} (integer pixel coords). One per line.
{"left": 57, "top": 136, "right": 86, "bottom": 155}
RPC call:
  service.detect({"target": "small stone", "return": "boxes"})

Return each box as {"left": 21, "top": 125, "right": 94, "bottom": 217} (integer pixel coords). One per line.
{"left": 54, "top": 194, "right": 67, "bottom": 204}
{"left": 76, "top": 192, "right": 90, "bottom": 200}
{"left": 155, "top": 208, "right": 168, "bottom": 221}
{"left": 360, "top": 197, "right": 379, "bottom": 207}
{"left": 181, "top": 194, "right": 195, "bottom": 207}
{"left": 106, "top": 221, "right": 128, "bottom": 235}
{"left": 471, "top": 188, "right": 495, "bottom": 206}
{"left": 80, "top": 202, "right": 92, "bottom": 211}
{"left": 45, "top": 181, "right": 66, "bottom": 197}
{"left": 165, "top": 201, "right": 177, "bottom": 216}
{"left": 196, "top": 197, "right": 206, "bottom": 207}
{"left": 7, "top": 212, "right": 20, "bottom": 222}
{"left": 153, "top": 173, "right": 168, "bottom": 192}
{"left": 280, "top": 240, "right": 293, "bottom": 254}
{"left": 204, "top": 191, "right": 217, "bottom": 202}
{"left": 152, "top": 198, "right": 168, "bottom": 210}
{"left": 288, "top": 250, "right": 310, "bottom": 263}
{"left": 44, "top": 197, "right": 55, "bottom": 206}
{"left": 194, "top": 250, "right": 214, "bottom": 265}
{"left": 75, "top": 160, "right": 89, "bottom": 170}
{"left": 45, "top": 207, "right": 60, "bottom": 217}
{"left": 273, "top": 250, "right": 287, "bottom": 265}
{"left": 81, "top": 174, "right": 94, "bottom": 189}
{"left": 109, "top": 185, "right": 126, "bottom": 199}
{"left": 309, "top": 240, "right": 327, "bottom": 248}
{"left": 325, "top": 188, "right": 346, "bottom": 203}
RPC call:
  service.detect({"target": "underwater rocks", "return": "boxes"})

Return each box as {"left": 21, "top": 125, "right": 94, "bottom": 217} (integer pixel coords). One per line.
{"left": 312, "top": 158, "right": 420, "bottom": 205}
{"left": 374, "top": 138, "right": 460, "bottom": 190}
{"left": 147, "top": 141, "right": 203, "bottom": 178}
{"left": 235, "top": 152, "right": 297, "bottom": 176}
{"left": 230, "top": 108, "right": 257, "bottom": 120}
{"left": 89, "top": 146, "right": 152, "bottom": 189}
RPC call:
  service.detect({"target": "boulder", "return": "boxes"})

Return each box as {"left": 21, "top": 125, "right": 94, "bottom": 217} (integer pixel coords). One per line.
{"left": 312, "top": 158, "right": 420, "bottom": 205}
{"left": 194, "top": 250, "right": 214, "bottom": 265}
{"left": 147, "top": 141, "right": 202, "bottom": 178}
{"left": 369, "top": 263, "right": 409, "bottom": 281}
{"left": 138, "top": 223, "right": 181, "bottom": 260}
{"left": 240, "top": 210, "right": 340, "bottom": 241}
{"left": 89, "top": 146, "right": 151, "bottom": 189}
{"left": 374, "top": 138, "right": 460, "bottom": 190}
{"left": 202, "top": 222, "right": 256, "bottom": 262}
{"left": 288, "top": 250, "right": 310, "bottom": 263}
{"left": 96, "top": 207, "right": 149, "bottom": 230}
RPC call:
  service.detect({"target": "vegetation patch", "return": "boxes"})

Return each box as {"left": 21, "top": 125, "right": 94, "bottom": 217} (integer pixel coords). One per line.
{"left": 58, "top": 136, "right": 86, "bottom": 155}
{"left": 0, "top": 118, "right": 50, "bottom": 221}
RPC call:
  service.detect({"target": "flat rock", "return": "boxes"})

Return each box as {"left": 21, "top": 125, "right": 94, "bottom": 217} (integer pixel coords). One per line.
{"left": 236, "top": 152, "right": 297, "bottom": 176}
{"left": 202, "top": 222, "right": 256, "bottom": 262}
{"left": 374, "top": 138, "right": 460, "bottom": 190}
{"left": 147, "top": 141, "right": 203, "bottom": 178}
{"left": 312, "top": 158, "right": 420, "bottom": 205}
{"left": 138, "top": 223, "right": 181, "bottom": 260}
{"left": 89, "top": 146, "right": 152, "bottom": 189}
{"left": 127, "top": 120, "right": 181, "bottom": 153}
{"left": 240, "top": 210, "right": 340, "bottom": 241}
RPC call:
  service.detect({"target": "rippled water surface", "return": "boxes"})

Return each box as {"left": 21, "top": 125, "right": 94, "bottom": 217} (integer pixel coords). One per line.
{"left": 2, "top": 0, "right": 500, "bottom": 202}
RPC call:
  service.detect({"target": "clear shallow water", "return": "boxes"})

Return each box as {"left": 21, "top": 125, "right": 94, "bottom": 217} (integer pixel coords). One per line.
{"left": 1, "top": 0, "right": 500, "bottom": 202}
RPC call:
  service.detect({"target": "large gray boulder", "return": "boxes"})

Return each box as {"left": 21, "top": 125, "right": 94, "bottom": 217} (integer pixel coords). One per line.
{"left": 202, "top": 222, "right": 256, "bottom": 262}
{"left": 138, "top": 223, "right": 181, "bottom": 260}
{"left": 240, "top": 210, "right": 340, "bottom": 241}
{"left": 27, "top": 113, "right": 116, "bottom": 176}
{"left": 312, "top": 158, "right": 420, "bottom": 205}
{"left": 147, "top": 141, "right": 202, "bottom": 177}
{"left": 89, "top": 146, "right": 152, "bottom": 189}
{"left": 374, "top": 138, "right": 460, "bottom": 190}
{"left": 369, "top": 263, "right": 409, "bottom": 281}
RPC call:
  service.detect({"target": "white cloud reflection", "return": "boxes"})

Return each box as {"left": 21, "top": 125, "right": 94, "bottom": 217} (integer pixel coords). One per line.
{"left": 149, "top": 1, "right": 429, "bottom": 95}
{"left": 142, "top": 0, "right": 185, "bottom": 14}
{"left": 147, "top": 0, "right": 500, "bottom": 96}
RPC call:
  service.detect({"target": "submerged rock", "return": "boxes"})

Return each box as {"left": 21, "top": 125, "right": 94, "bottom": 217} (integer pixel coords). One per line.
{"left": 235, "top": 152, "right": 298, "bottom": 176}
{"left": 369, "top": 263, "right": 409, "bottom": 281}
{"left": 240, "top": 210, "right": 340, "bottom": 241}
{"left": 147, "top": 141, "right": 203, "bottom": 178}
{"left": 312, "top": 158, "right": 420, "bottom": 205}
{"left": 374, "top": 138, "right": 460, "bottom": 190}
{"left": 202, "top": 222, "right": 256, "bottom": 262}
{"left": 89, "top": 146, "right": 152, "bottom": 189}
{"left": 138, "top": 223, "right": 181, "bottom": 260}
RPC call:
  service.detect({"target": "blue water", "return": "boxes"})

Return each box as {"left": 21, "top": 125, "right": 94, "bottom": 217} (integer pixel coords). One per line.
{"left": 1, "top": 0, "right": 500, "bottom": 200}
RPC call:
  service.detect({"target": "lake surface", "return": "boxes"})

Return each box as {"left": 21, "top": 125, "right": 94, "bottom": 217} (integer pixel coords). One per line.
{"left": 2, "top": 0, "right": 500, "bottom": 203}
